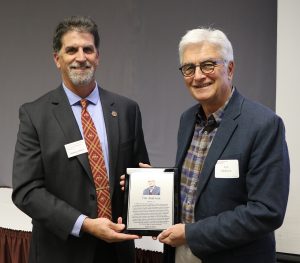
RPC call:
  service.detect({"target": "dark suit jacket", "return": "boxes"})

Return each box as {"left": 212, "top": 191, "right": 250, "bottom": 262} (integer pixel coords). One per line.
{"left": 12, "top": 85, "right": 149, "bottom": 263}
{"left": 165, "top": 89, "right": 289, "bottom": 263}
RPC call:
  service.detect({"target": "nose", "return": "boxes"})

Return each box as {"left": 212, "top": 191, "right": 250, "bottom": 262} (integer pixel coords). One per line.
{"left": 76, "top": 48, "right": 87, "bottom": 62}
{"left": 193, "top": 66, "right": 205, "bottom": 80}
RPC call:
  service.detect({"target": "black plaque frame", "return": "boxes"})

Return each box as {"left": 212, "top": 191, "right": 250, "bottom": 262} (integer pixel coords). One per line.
{"left": 123, "top": 167, "right": 178, "bottom": 236}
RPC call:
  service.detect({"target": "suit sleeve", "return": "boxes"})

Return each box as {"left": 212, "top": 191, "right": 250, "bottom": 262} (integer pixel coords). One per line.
{"left": 12, "top": 105, "right": 81, "bottom": 240}
{"left": 185, "top": 114, "right": 290, "bottom": 257}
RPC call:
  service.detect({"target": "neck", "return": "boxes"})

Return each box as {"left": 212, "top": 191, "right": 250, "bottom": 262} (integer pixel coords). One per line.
{"left": 64, "top": 80, "right": 97, "bottom": 98}
{"left": 202, "top": 86, "right": 232, "bottom": 117}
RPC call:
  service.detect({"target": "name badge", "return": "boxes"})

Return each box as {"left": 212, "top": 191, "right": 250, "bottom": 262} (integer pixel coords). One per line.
{"left": 215, "top": 159, "right": 239, "bottom": 178}
{"left": 64, "top": 140, "right": 88, "bottom": 158}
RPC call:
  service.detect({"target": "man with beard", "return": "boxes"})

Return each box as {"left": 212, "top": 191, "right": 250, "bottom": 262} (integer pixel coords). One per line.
{"left": 12, "top": 16, "right": 149, "bottom": 263}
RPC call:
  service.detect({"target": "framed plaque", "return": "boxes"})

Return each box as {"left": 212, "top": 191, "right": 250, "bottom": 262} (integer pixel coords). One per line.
{"left": 123, "top": 168, "right": 177, "bottom": 236}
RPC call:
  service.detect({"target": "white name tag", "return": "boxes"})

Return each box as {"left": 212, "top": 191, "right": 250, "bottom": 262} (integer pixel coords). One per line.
{"left": 215, "top": 159, "right": 239, "bottom": 178}
{"left": 64, "top": 140, "right": 88, "bottom": 158}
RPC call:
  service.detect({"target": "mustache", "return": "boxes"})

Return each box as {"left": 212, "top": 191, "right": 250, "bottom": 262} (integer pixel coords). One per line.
{"left": 69, "top": 61, "right": 92, "bottom": 69}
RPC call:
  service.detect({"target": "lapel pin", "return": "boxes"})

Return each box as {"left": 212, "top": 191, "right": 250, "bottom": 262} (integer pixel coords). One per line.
{"left": 111, "top": 111, "right": 118, "bottom": 117}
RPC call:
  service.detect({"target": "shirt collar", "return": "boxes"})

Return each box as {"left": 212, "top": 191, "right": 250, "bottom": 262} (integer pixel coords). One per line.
{"left": 62, "top": 82, "right": 100, "bottom": 106}
{"left": 197, "top": 87, "right": 235, "bottom": 127}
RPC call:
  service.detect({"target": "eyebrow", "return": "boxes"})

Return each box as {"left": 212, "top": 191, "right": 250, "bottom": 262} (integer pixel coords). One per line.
{"left": 183, "top": 58, "right": 218, "bottom": 65}
{"left": 182, "top": 58, "right": 220, "bottom": 66}
{"left": 64, "top": 44, "right": 95, "bottom": 50}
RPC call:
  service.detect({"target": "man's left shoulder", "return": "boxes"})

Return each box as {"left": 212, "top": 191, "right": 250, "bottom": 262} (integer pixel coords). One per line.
{"left": 232, "top": 89, "right": 276, "bottom": 118}
{"left": 100, "top": 88, "right": 139, "bottom": 106}
{"left": 242, "top": 97, "right": 278, "bottom": 119}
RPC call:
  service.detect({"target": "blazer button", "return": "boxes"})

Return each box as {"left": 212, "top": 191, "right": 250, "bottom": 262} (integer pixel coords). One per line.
{"left": 90, "top": 194, "right": 95, "bottom": 201}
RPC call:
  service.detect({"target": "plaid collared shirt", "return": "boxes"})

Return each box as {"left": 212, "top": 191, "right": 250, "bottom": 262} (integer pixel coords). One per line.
{"left": 180, "top": 90, "right": 233, "bottom": 223}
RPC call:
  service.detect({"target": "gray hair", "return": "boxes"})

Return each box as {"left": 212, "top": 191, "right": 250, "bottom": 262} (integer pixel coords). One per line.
{"left": 178, "top": 28, "right": 234, "bottom": 64}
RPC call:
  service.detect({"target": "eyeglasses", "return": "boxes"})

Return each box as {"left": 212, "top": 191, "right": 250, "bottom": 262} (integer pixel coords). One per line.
{"left": 179, "top": 59, "right": 225, "bottom": 77}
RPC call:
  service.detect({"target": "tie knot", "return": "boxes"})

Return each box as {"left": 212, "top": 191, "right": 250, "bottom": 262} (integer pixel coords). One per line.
{"left": 80, "top": 99, "right": 88, "bottom": 110}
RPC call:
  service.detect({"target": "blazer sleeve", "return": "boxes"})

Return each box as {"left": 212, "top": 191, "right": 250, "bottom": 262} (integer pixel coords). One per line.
{"left": 185, "top": 113, "right": 290, "bottom": 257}
{"left": 12, "top": 104, "right": 81, "bottom": 240}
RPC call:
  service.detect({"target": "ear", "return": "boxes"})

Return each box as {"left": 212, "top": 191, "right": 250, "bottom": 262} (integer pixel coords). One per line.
{"left": 53, "top": 52, "right": 61, "bottom": 69}
{"left": 227, "top": 61, "right": 235, "bottom": 80}
{"left": 95, "top": 50, "right": 100, "bottom": 66}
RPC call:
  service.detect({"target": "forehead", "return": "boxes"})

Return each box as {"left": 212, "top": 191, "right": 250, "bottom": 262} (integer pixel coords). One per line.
{"left": 182, "top": 43, "right": 221, "bottom": 63}
{"left": 61, "top": 30, "right": 95, "bottom": 48}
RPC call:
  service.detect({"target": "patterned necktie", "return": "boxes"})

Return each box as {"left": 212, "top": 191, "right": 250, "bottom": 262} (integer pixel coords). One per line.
{"left": 80, "top": 99, "right": 112, "bottom": 219}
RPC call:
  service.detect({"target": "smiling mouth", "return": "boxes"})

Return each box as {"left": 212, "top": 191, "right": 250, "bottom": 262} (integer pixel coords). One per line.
{"left": 70, "top": 66, "right": 90, "bottom": 70}
{"left": 193, "top": 82, "right": 212, "bottom": 88}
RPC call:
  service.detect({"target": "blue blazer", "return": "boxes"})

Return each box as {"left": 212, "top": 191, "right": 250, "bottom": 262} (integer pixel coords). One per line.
{"left": 166, "top": 89, "right": 290, "bottom": 263}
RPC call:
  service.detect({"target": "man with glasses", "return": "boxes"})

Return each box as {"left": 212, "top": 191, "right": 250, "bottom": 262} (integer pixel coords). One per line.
{"left": 158, "top": 28, "right": 290, "bottom": 263}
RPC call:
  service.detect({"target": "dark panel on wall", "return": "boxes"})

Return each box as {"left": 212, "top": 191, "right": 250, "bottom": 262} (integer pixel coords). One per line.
{"left": 0, "top": 0, "right": 276, "bottom": 187}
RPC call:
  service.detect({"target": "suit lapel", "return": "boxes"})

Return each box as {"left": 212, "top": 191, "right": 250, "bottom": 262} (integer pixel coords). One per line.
{"left": 195, "top": 90, "right": 244, "bottom": 201}
{"left": 99, "top": 87, "right": 119, "bottom": 196}
{"left": 195, "top": 117, "right": 238, "bottom": 200}
{"left": 50, "top": 86, "right": 93, "bottom": 182}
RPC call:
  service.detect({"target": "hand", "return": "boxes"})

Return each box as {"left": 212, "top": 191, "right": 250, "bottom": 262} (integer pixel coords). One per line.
{"left": 120, "top": 162, "right": 152, "bottom": 191}
{"left": 158, "top": 224, "right": 186, "bottom": 247}
{"left": 139, "top": 162, "right": 152, "bottom": 168}
{"left": 120, "top": 174, "right": 126, "bottom": 191}
{"left": 82, "top": 217, "right": 139, "bottom": 243}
